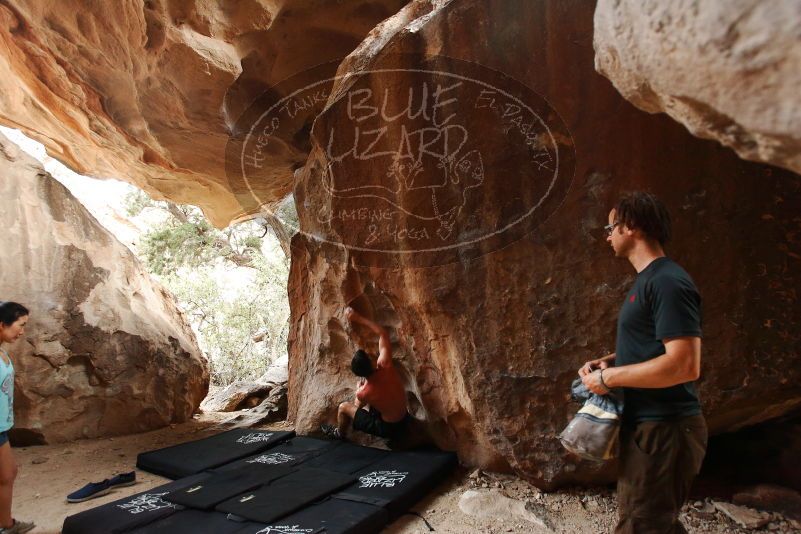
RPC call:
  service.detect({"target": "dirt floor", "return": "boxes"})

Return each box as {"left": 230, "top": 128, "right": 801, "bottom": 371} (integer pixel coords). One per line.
{"left": 10, "top": 415, "right": 800, "bottom": 533}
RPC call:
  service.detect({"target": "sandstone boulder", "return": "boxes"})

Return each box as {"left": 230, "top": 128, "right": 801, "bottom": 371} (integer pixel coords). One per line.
{"left": 0, "top": 0, "right": 407, "bottom": 226}
{"left": 287, "top": 0, "right": 801, "bottom": 488}
{"left": 0, "top": 0, "right": 799, "bottom": 489}
{"left": 212, "top": 384, "right": 289, "bottom": 430}
{"left": 594, "top": 0, "right": 801, "bottom": 175}
{"left": 0, "top": 133, "right": 208, "bottom": 445}
{"left": 258, "top": 354, "right": 289, "bottom": 385}
{"left": 200, "top": 382, "right": 274, "bottom": 413}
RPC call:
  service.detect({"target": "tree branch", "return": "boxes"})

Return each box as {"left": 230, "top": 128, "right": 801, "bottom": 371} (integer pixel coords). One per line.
{"left": 166, "top": 202, "right": 189, "bottom": 223}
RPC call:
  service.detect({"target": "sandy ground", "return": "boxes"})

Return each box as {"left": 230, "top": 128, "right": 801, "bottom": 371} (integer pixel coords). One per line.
{"left": 10, "top": 415, "right": 799, "bottom": 533}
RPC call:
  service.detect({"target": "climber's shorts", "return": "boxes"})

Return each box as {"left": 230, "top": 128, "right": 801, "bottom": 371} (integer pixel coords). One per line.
{"left": 353, "top": 407, "right": 409, "bottom": 439}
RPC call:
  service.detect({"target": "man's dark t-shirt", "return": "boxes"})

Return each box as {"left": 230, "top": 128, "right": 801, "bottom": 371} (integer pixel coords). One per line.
{"left": 615, "top": 256, "right": 703, "bottom": 422}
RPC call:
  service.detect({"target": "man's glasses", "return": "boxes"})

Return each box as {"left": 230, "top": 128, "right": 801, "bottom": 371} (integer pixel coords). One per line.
{"left": 604, "top": 222, "right": 619, "bottom": 237}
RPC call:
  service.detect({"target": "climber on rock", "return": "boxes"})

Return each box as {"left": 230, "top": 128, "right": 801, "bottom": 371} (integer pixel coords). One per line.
{"left": 322, "top": 306, "right": 409, "bottom": 441}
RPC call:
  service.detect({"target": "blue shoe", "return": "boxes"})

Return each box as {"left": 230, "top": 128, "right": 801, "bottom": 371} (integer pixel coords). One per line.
{"left": 109, "top": 471, "right": 136, "bottom": 488}
{"left": 67, "top": 479, "right": 112, "bottom": 503}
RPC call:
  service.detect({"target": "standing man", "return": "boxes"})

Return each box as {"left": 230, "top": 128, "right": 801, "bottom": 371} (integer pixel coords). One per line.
{"left": 322, "top": 306, "right": 409, "bottom": 441}
{"left": 579, "top": 192, "right": 706, "bottom": 533}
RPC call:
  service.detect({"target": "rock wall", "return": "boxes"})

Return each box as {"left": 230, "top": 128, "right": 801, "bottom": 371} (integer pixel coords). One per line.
{"left": 0, "top": 133, "right": 208, "bottom": 445}
{"left": 287, "top": 0, "right": 801, "bottom": 488}
{"left": 0, "top": 0, "right": 799, "bottom": 487}
{"left": 594, "top": 0, "right": 801, "bottom": 175}
{"left": 0, "top": 0, "right": 406, "bottom": 226}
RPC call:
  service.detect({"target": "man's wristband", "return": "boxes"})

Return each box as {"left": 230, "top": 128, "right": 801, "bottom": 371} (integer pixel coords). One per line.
{"left": 599, "top": 369, "right": 611, "bottom": 392}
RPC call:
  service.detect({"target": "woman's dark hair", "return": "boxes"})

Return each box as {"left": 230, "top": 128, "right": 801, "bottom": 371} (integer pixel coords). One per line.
{"left": 0, "top": 301, "right": 29, "bottom": 326}
{"left": 614, "top": 192, "right": 672, "bottom": 245}
{"left": 351, "top": 349, "right": 374, "bottom": 378}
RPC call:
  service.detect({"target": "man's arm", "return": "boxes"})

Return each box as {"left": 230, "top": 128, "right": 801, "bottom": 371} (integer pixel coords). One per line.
{"left": 346, "top": 307, "right": 392, "bottom": 367}
{"left": 583, "top": 337, "right": 700, "bottom": 393}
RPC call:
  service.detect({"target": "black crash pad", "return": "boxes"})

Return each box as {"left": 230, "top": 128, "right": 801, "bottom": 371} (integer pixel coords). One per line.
{"left": 233, "top": 496, "right": 390, "bottom": 534}
{"left": 301, "top": 441, "right": 390, "bottom": 474}
{"left": 127, "top": 509, "right": 265, "bottom": 534}
{"left": 136, "top": 429, "right": 294, "bottom": 479}
{"left": 216, "top": 468, "right": 356, "bottom": 524}
{"left": 335, "top": 449, "right": 458, "bottom": 516}
{"left": 211, "top": 436, "right": 334, "bottom": 474}
{"left": 164, "top": 464, "right": 294, "bottom": 510}
{"left": 71, "top": 433, "right": 455, "bottom": 534}
{"left": 62, "top": 473, "right": 206, "bottom": 534}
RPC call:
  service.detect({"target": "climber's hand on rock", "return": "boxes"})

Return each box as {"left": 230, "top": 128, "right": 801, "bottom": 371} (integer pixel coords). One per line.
{"left": 345, "top": 307, "right": 356, "bottom": 321}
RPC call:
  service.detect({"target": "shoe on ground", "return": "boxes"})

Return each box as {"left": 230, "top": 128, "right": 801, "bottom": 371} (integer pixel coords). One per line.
{"left": 108, "top": 471, "right": 136, "bottom": 488}
{"left": 0, "top": 519, "right": 35, "bottom": 534}
{"left": 67, "top": 479, "right": 112, "bottom": 503}
{"left": 320, "top": 424, "right": 345, "bottom": 440}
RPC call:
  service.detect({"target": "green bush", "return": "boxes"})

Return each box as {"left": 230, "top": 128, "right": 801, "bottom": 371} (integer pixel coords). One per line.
{"left": 126, "top": 190, "right": 294, "bottom": 386}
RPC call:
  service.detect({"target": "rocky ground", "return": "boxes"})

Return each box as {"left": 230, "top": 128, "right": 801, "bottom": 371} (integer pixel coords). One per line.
{"left": 11, "top": 416, "right": 800, "bottom": 533}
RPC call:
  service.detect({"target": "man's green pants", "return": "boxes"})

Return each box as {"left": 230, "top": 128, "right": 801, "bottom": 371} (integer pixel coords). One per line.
{"left": 616, "top": 415, "right": 707, "bottom": 534}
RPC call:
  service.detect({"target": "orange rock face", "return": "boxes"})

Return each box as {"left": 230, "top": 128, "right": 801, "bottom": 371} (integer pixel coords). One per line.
{"left": 0, "top": 0, "right": 799, "bottom": 486}
{"left": 285, "top": 0, "right": 801, "bottom": 488}
{"left": 0, "top": 0, "right": 406, "bottom": 226}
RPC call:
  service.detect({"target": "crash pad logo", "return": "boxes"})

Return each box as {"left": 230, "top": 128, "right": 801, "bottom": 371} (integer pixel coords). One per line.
{"left": 236, "top": 432, "right": 274, "bottom": 445}
{"left": 247, "top": 452, "right": 296, "bottom": 465}
{"left": 255, "top": 526, "right": 314, "bottom": 534}
{"left": 116, "top": 492, "right": 174, "bottom": 514}
{"left": 359, "top": 470, "right": 408, "bottom": 488}
{"left": 227, "top": 55, "right": 575, "bottom": 268}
